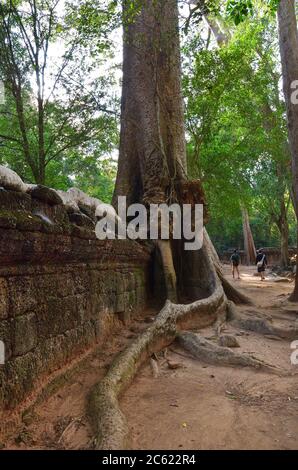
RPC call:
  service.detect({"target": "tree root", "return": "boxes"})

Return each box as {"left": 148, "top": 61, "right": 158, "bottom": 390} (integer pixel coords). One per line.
{"left": 217, "top": 269, "right": 253, "bottom": 305}
{"left": 87, "top": 280, "right": 288, "bottom": 449}
{"left": 150, "top": 357, "right": 159, "bottom": 378}
{"left": 177, "top": 331, "right": 283, "bottom": 375}
{"left": 156, "top": 240, "right": 177, "bottom": 303}
{"left": 227, "top": 301, "right": 298, "bottom": 339}
{"left": 204, "top": 229, "right": 252, "bottom": 306}
{"left": 88, "top": 235, "right": 254, "bottom": 450}
{"left": 88, "top": 284, "right": 226, "bottom": 450}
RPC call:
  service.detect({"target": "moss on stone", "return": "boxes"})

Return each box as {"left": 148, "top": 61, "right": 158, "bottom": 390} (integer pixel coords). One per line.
{"left": 0, "top": 210, "right": 17, "bottom": 229}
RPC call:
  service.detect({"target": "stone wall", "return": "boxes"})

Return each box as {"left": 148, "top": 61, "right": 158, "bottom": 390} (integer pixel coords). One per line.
{"left": 0, "top": 188, "right": 152, "bottom": 409}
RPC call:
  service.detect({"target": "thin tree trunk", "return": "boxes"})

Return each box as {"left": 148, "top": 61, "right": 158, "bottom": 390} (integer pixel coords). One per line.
{"left": 278, "top": 197, "right": 289, "bottom": 268}
{"left": 278, "top": 0, "right": 298, "bottom": 300}
{"left": 34, "top": 1, "right": 46, "bottom": 186}
{"left": 280, "top": 225, "right": 289, "bottom": 268}
{"left": 37, "top": 102, "right": 45, "bottom": 184}
{"left": 241, "top": 206, "right": 256, "bottom": 265}
{"left": 14, "top": 84, "right": 38, "bottom": 180}
{"left": 203, "top": 15, "right": 228, "bottom": 46}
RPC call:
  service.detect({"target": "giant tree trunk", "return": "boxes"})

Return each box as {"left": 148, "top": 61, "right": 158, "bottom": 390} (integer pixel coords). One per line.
{"left": 278, "top": 0, "right": 298, "bottom": 300}
{"left": 241, "top": 206, "right": 256, "bottom": 265}
{"left": 113, "top": 0, "right": 246, "bottom": 304}
{"left": 113, "top": 0, "right": 187, "bottom": 208}
{"left": 113, "top": 0, "right": 187, "bottom": 301}
{"left": 89, "top": 0, "right": 254, "bottom": 450}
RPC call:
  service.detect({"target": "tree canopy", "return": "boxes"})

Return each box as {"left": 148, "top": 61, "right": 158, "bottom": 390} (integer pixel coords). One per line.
{"left": 0, "top": 0, "right": 296, "bottom": 255}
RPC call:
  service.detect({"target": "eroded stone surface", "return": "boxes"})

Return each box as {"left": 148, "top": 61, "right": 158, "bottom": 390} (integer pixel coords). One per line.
{"left": 0, "top": 189, "right": 151, "bottom": 409}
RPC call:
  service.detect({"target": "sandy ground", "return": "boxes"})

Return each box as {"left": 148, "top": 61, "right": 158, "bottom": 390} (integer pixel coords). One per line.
{"left": 1, "top": 266, "right": 298, "bottom": 450}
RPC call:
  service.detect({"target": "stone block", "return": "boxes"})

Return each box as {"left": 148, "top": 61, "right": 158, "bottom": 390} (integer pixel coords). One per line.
{"left": 55, "top": 272, "right": 75, "bottom": 298}
{"left": 0, "top": 210, "right": 17, "bottom": 229}
{"left": 34, "top": 274, "right": 57, "bottom": 295}
{"left": 15, "top": 212, "right": 42, "bottom": 232}
{"left": 36, "top": 296, "right": 79, "bottom": 338}
{"left": 115, "top": 294, "right": 125, "bottom": 313}
{"left": 76, "top": 294, "right": 92, "bottom": 322}
{"left": 8, "top": 276, "right": 37, "bottom": 316}
{"left": 0, "top": 190, "right": 31, "bottom": 211}
{"left": 13, "top": 313, "right": 37, "bottom": 356}
{"left": 27, "top": 185, "right": 63, "bottom": 206}
{"left": 4, "top": 351, "right": 40, "bottom": 408}
{"left": 0, "top": 278, "right": 9, "bottom": 319}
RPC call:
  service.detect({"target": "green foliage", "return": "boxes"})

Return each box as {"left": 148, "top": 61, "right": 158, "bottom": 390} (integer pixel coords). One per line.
{"left": 0, "top": 0, "right": 119, "bottom": 201}
{"left": 65, "top": 0, "right": 120, "bottom": 53}
{"left": 226, "top": 0, "right": 253, "bottom": 25}
{"left": 226, "top": 0, "right": 280, "bottom": 24}
{"left": 0, "top": 0, "right": 295, "bottom": 247}
{"left": 183, "top": 13, "right": 293, "bottom": 252}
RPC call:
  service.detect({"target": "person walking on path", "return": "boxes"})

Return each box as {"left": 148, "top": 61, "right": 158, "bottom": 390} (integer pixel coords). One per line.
{"left": 256, "top": 249, "right": 267, "bottom": 281}
{"left": 230, "top": 249, "right": 241, "bottom": 280}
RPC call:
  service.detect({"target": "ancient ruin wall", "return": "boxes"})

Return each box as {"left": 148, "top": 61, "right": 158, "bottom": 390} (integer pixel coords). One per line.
{"left": 0, "top": 189, "right": 151, "bottom": 409}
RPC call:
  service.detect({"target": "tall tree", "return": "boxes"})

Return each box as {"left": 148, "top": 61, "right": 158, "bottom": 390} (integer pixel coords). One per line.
{"left": 241, "top": 206, "right": 257, "bottom": 264}
{"left": 113, "top": 0, "right": 187, "bottom": 302}
{"left": 113, "top": 0, "right": 247, "bottom": 306}
{"left": 0, "top": 0, "right": 117, "bottom": 185}
{"left": 184, "top": 13, "right": 292, "bottom": 262}
{"left": 224, "top": 0, "right": 298, "bottom": 295}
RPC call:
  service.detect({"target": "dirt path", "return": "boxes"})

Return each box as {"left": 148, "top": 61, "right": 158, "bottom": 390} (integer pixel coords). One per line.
{"left": 122, "top": 266, "right": 298, "bottom": 450}
{"left": 1, "top": 266, "right": 298, "bottom": 450}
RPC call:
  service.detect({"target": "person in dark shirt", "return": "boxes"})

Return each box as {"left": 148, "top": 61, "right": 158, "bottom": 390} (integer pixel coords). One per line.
{"left": 256, "top": 249, "right": 268, "bottom": 281}
{"left": 230, "top": 249, "right": 241, "bottom": 280}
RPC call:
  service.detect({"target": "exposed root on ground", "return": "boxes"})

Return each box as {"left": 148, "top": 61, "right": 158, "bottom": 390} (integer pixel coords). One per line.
{"left": 88, "top": 237, "right": 257, "bottom": 450}
{"left": 150, "top": 357, "right": 159, "bottom": 378}
{"left": 88, "top": 284, "right": 226, "bottom": 450}
{"left": 177, "top": 331, "right": 283, "bottom": 375}
{"left": 217, "top": 270, "right": 253, "bottom": 305}
{"left": 88, "top": 290, "right": 289, "bottom": 450}
{"left": 227, "top": 301, "right": 298, "bottom": 340}
{"left": 204, "top": 230, "right": 252, "bottom": 306}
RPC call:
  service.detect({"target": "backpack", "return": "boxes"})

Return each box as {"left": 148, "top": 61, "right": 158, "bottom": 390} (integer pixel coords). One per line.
{"left": 231, "top": 253, "right": 240, "bottom": 263}
{"left": 257, "top": 254, "right": 265, "bottom": 268}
